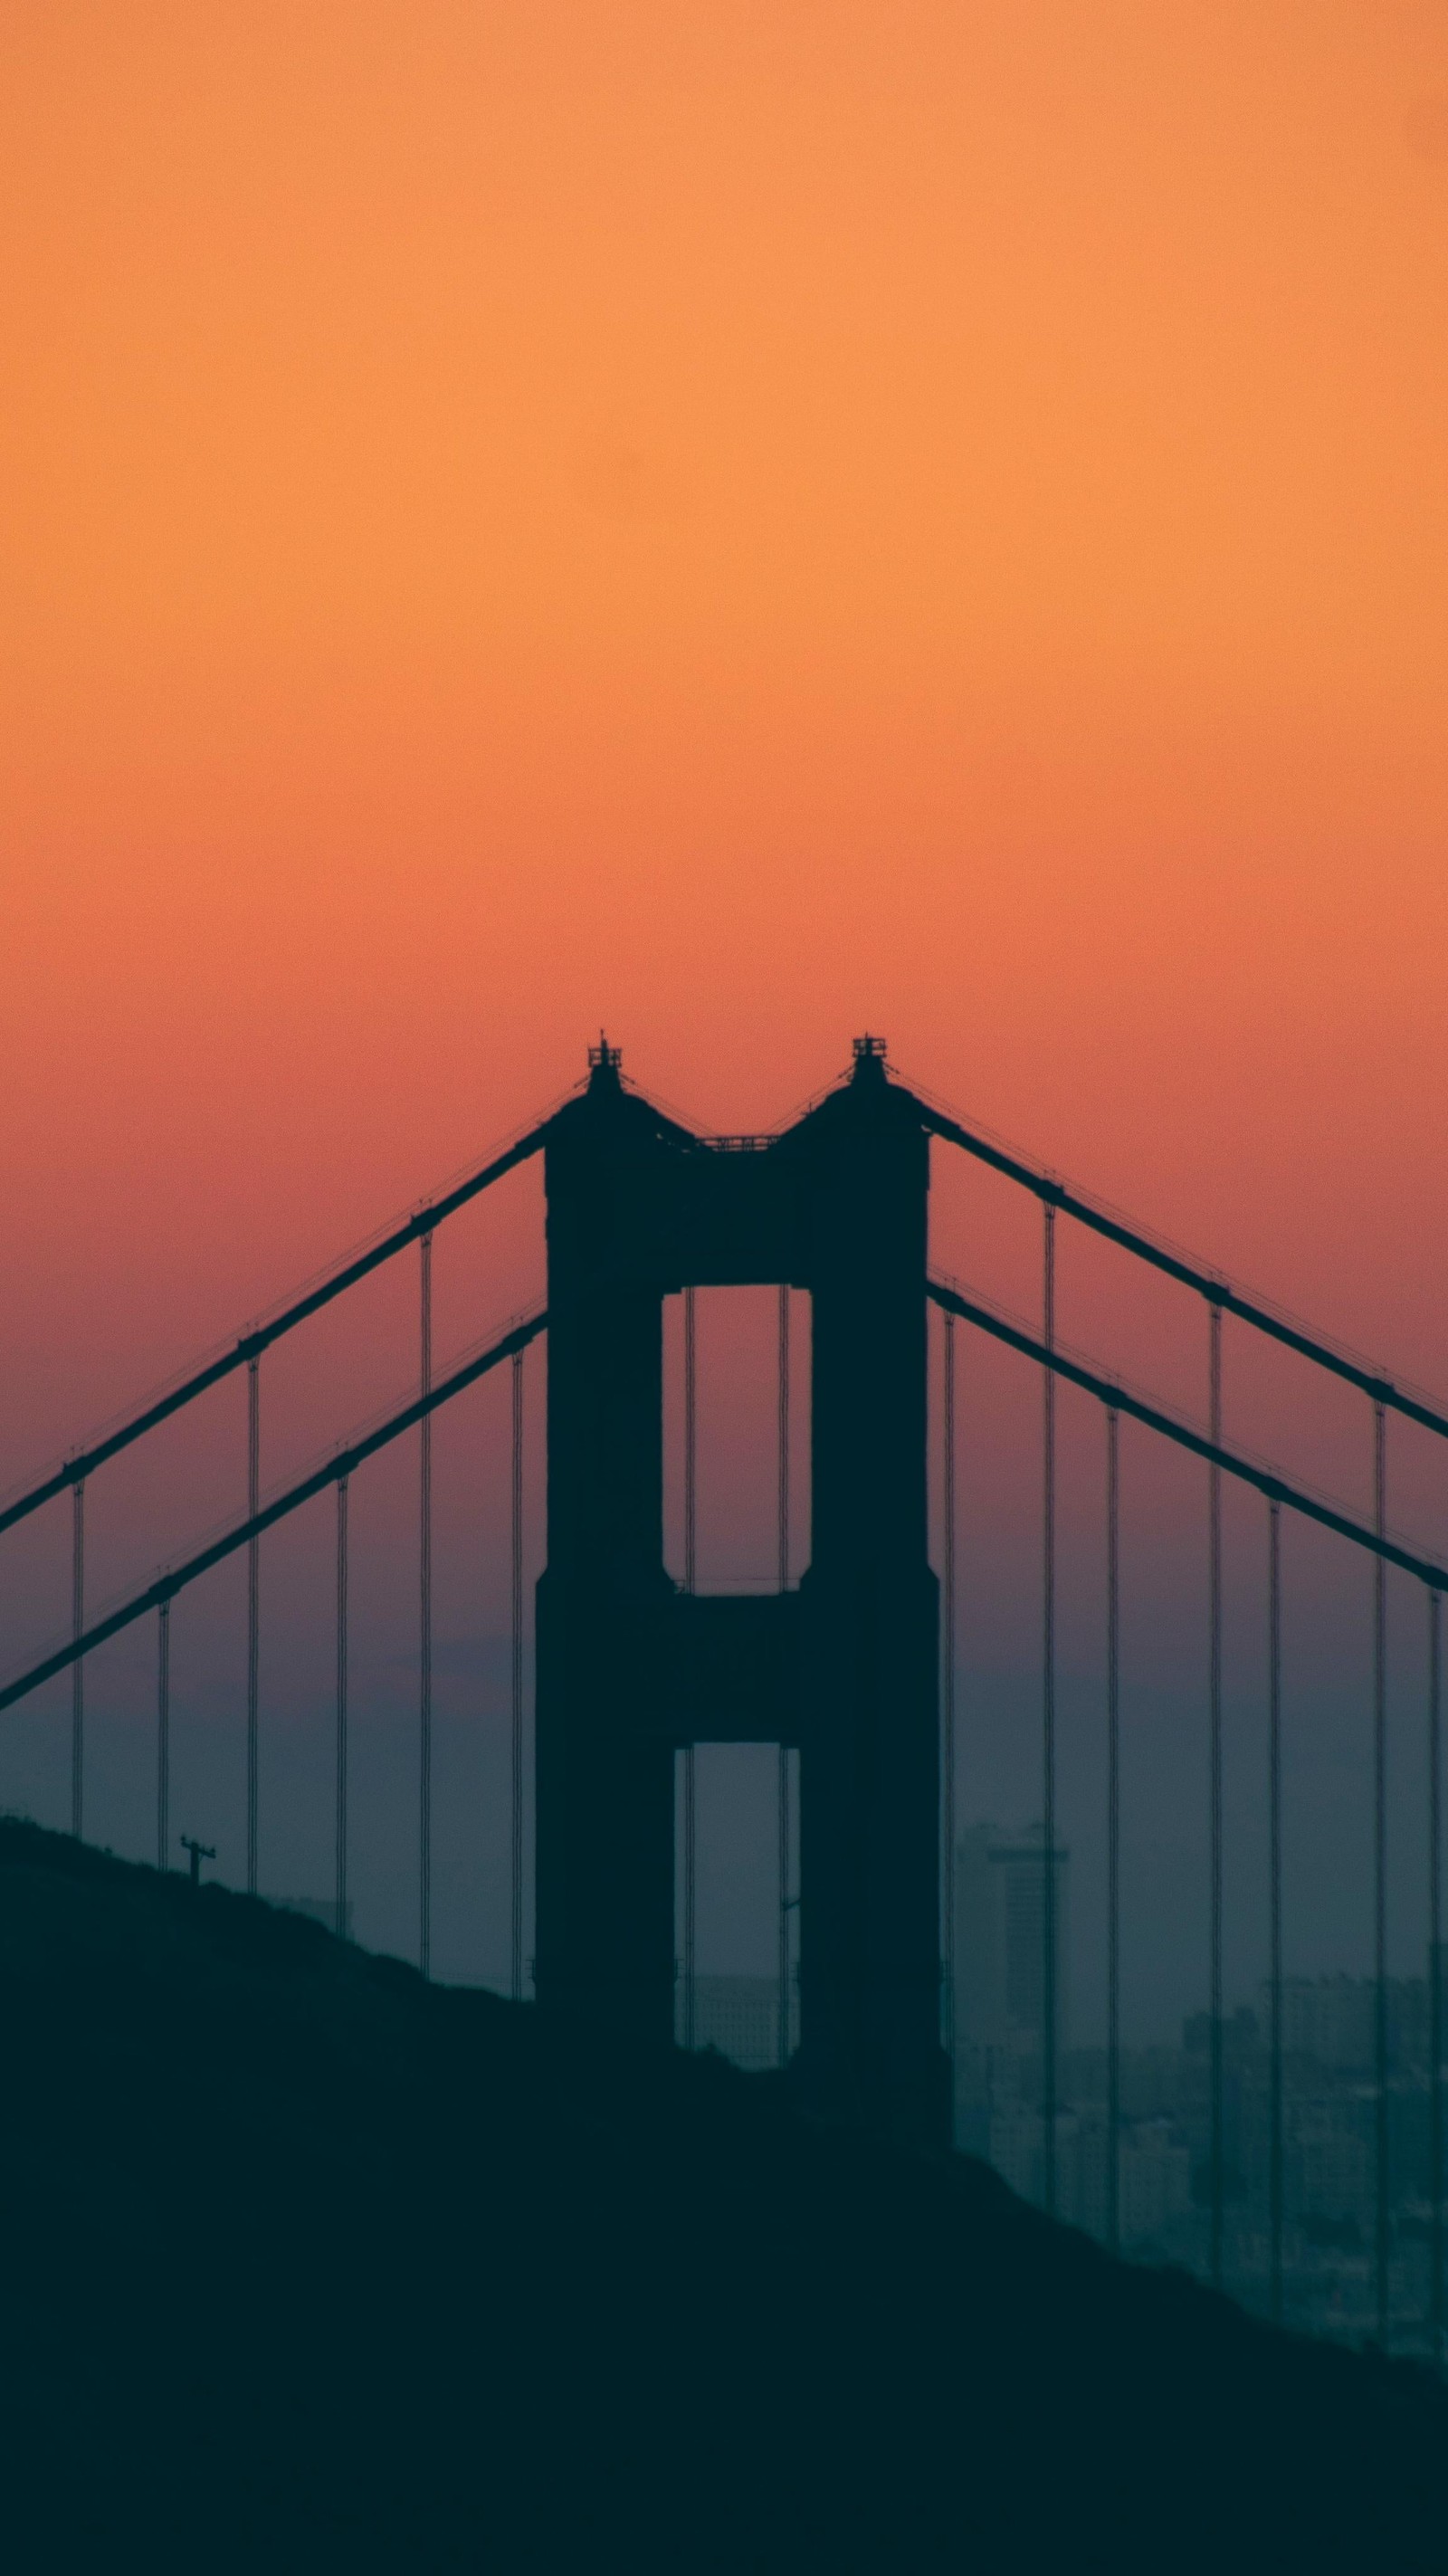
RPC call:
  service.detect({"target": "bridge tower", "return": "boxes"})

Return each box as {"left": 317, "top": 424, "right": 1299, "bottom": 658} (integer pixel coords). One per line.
{"left": 533, "top": 1037, "right": 948, "bottom": 2151}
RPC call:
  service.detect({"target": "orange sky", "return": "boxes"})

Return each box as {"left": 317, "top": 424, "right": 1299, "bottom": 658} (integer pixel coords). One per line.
{"left": 3, "top": 0, "right": 1448, "bottom": 1496}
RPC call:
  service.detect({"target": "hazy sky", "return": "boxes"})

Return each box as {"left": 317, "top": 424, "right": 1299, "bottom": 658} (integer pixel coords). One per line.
{"left": 3, "top": 5, "right": 1446, "bottom": 2022}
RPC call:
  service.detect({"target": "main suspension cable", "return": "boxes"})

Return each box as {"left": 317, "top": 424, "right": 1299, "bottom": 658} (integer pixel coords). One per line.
{"left": 0, "top": 1121, "right": 554, "bottom": 1545}
{"left": 919, "top": 1098, "right": 1448, "bottom": 1446}
{"left": 0, "top": 1312, "right": 547, "bottom": 1717}
{"left": 925, "top": 1277, "right": 1447, "bottom": 1590}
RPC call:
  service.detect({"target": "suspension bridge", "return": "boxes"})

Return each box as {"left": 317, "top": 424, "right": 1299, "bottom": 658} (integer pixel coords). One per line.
{"left": 0, "top": 1035, "right": 1442, "bottom": 2363}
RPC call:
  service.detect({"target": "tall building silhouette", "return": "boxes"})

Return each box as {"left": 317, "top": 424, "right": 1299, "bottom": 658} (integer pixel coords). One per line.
{"left": 955, "top": 1823, "right": 1071, "bottom": 2059}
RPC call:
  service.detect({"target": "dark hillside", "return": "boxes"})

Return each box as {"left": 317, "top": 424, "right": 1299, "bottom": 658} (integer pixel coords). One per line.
{"left": 0, "top": 1816, "right": 1438, "bottom": 2572}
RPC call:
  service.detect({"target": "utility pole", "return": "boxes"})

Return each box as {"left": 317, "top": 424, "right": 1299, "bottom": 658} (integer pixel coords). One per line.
{"left": 179, "top": 1836, "right": 215, "bottom": 1888}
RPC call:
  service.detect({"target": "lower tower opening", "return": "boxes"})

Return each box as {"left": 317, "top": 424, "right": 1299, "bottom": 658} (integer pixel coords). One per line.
{"left": 674, "top": 1742, "right": 797, "bottom": 2069}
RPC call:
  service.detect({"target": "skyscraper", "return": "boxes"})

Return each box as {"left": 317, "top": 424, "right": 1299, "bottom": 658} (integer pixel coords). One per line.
{"left": 955, "top": 1823, "right": 1070, "bottom": 2059}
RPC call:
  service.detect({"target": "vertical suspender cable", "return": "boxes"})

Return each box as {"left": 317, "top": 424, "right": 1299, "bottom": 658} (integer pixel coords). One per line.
{"left": 1106, "top": 1405, "right": 1120, "bottom": 2256}
{"left": 682, "top": 1285, "right": 697, "bottom": 2051}
{"left": 942, "top": 1312, "right": 957, "bottom": 2085}
{"left": 1042, "top": 1205, "right": 1057, "bottom": 2218}
{"left": 684, "top": 1281, "right": 697, "bottom": 1589}
{"left": 777, "top": 1283, "right": 791, "bottom": 2069}
{"left": 156, "top": 1597, "right": 170, "bottom": 1872}
{"left": 1428, "top": 1586, "right": 1443, "bottom": 2376}
{"left": 1268, "top": 1499, "right": 1283, "bottom": 2327}
{"left": 1208, "top": 1302, "right": 1224, "bottom": 2291}
{"left": 246, "top": 1356, "right": 260, "bottom": 1896}
{"left": 71, "top": 1478, "right": 85, "bottom": 1838}
{"left": 419, "top": 1232, "right": 433, "bottom": 1980}
{"left": 335, "top": 1474, "right": 348, "bottom": 1941}
{"left": 510, "top": 1349, "right": 525, "bottom": 2004}
{"left": 1373, "top": 1401, "right": 1388, "bottom": 2344}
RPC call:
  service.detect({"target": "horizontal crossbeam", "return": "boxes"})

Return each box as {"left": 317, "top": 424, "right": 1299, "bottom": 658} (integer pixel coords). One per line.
{"left": 927, "top": 1276, "right": 1447, "bottom": 1592}
{"left": 0, "top": 1122, "right": 552, "bottom": 1541}
{"left": 0, "top": 1311, "right": 548, "bottom": 1715}
{"left": 921, "top": 1104, "right": 1448, "bottom": 1443}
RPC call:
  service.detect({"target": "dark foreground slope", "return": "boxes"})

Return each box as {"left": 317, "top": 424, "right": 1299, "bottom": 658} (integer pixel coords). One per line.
{"left": 0, "top": 1819, "right": 1439, "bottom": 2574}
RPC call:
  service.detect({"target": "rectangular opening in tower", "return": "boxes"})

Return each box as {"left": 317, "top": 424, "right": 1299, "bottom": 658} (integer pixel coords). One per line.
{"left": 674, "top": 1742, "right": 796, "bottom": 2066}
{"left": 662, "top": 1284, "right": 809, "bottom": 1589}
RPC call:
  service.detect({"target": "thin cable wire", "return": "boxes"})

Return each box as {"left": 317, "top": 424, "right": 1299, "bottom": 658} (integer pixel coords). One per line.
{"left": 682, "top": 1285, "right": 697, "bottom": 2051}
{"left": 1428, "top": 1586, "right": 1443, "bottom": 2375}
{"left": 685, "top": 1284, "right": 697, "bottom": 1589}
{"left": 1209, "top": 1302, "right": 1224, "bottom": 2291}
{"left": 942, "top": 1312, "right": 957, "bottom": 2084}
{"left": 246, "top": 1356, "right": 260, "bottom": 1896}
{"left": 777, "top": 1283, "right": 791, "bottom": 2069}
{"left": 156, "top": 1598, "right": 170, "bottom": 1872}
{"left": 1374, "top": 1400, "right": 1389, "bottom": 2344}
{"left": 1, "top": 1313, "right": 544, "bottom": 1723}
{"left": 511, "top": 1349, "right": 525, "bottom": 2004}
{"left": 1042, "top": 1205, "right": 1057, "bottom": 2217}
{"left": 926, "top": 1273, "right": 1446, "bottom": 1592}
{"left": 0, "top": 1120, "right": 552, "bottom": 1549}
{"left": 919, "top": 1093, "right": 1448, "bottom": 1445}
{"left": 335, "top": 1474, "right": 348, "bottom": 1940}
{"left": 1268, "top": 1499, "right": 1283, "bottom": 2327}
{"left": 71, "top": 1479, "right": 85, "bottom": 1838}
{"left": 1106, "top": 1406, "right": 1120, "bottom": 2256}
{"left": 419, "top": 1232, "right": 433, "bottom": 1981}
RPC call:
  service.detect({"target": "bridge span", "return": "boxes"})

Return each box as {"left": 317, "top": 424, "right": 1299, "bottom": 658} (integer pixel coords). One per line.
{"left": 0, "top": 1035, "right": 1442, "bottom": 2359}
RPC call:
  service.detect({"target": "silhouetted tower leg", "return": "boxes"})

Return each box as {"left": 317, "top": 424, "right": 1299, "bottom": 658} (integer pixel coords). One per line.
{"left": 534, "top": 1045, "right": 676, "bottom": 2046}
{"left": 795, "top": 1040, "right": 946, "bottom": 2150}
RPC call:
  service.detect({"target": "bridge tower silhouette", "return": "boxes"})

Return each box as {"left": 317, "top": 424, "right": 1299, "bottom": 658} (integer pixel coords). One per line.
{"left": 536, "top": 1035, "right": 949, "bottom": 2149}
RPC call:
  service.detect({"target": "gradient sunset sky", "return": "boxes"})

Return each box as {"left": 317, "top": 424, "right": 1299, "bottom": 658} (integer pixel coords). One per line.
{"left": 4, "top": 2, "right": 1448, "bottom": 1997}
{"left": 5, "top": 0, "right": 1447, "bottom": 1444}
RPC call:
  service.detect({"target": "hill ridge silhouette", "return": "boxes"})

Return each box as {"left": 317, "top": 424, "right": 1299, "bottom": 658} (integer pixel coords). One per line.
{"left": 0, "top": 1813, "right": 1438, "bottom": 2571}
